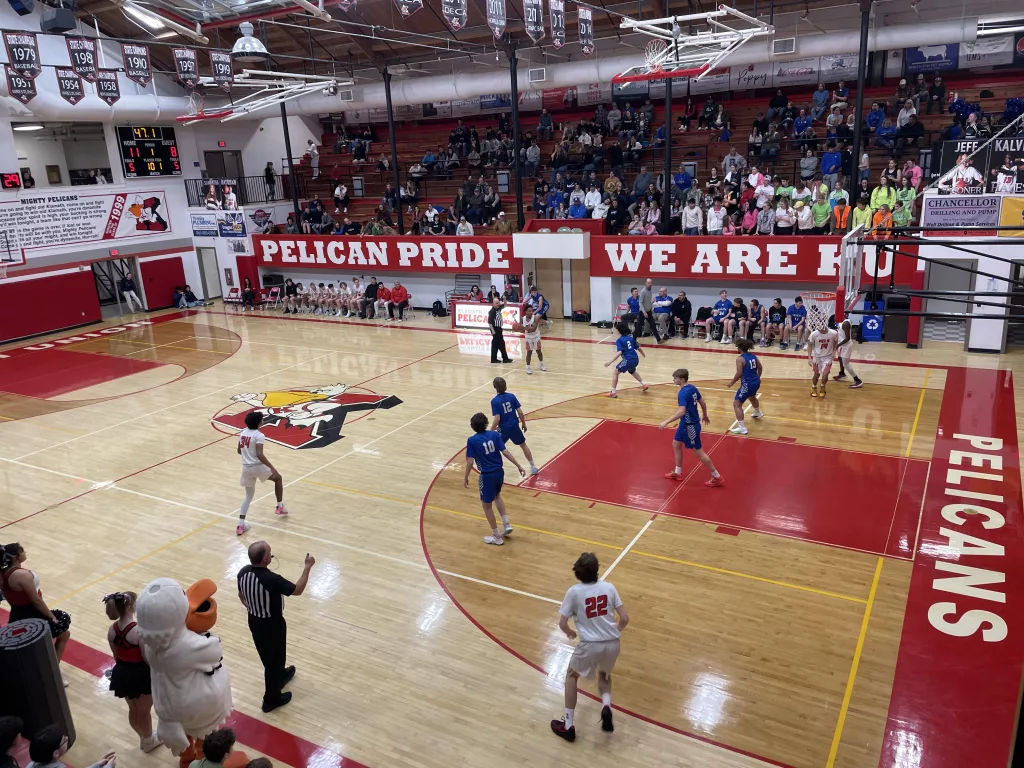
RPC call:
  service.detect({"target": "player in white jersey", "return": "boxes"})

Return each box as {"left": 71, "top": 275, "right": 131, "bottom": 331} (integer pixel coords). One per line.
{"left": 550, "top": 552, "right": 630, "bottom": 743}
{"left": 808, "top": 325, "right": 838, "bottom": 398}
{"left": 322, "top": 283, "right": 337, "bottom": 315}
{"left": 236, "top": 411, "right": 288, "bottom": 535}
{"left": 833, "top": 318, "right": 864, "bottom": 389}
{"left": 521, "top": 305, "right": 546, "bottom": 374}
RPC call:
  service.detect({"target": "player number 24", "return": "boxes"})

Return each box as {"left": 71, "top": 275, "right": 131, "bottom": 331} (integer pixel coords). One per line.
{"left": 585, "top": 594, "right": 608, "bottom": 618}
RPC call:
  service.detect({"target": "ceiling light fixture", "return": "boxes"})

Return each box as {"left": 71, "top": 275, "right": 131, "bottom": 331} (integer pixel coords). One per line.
{"left": 122, "top": 2, "right": 164, "bottom": 29}
{"left": 14, "top": 124, "right": 45, "bottom": 131}
{"left": 231, "top": 21, "right": 270, "bottom": 63}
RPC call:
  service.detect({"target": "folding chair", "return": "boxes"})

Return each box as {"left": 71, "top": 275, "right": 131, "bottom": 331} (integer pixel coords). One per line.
{"left": 224, "top": 287, "right": 241, "bottom": 312}
{"left": 263, "top": 286, "right": 281, "bottom": 312}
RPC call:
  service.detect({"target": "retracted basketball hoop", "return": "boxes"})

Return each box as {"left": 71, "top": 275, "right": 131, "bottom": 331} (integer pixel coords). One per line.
{"left": 176, "top": 92, "right": 234, "bottom": 125}
{"left": 613, "top": 5, "right": 773, "bottom": 85}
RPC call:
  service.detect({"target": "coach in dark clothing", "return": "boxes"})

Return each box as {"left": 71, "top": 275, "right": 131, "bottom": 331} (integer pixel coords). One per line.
{"left": 237, "top": 541, "right": 315, "bottom": 712}
{"left": 670, "top": 291, "right": 692, "bottom": 338}
{"left": 487, "top": 296, "right": 512, "bottom": 364}
{"left": 634, "top": 279, "right": 663, "bottom": 343}
{"left": 360, "top": 277, "right": 380, "bottom": 318}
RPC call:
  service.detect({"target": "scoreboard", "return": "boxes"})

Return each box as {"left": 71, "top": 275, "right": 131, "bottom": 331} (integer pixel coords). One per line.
{"left": 116, "top": 126, "right": 182, "bottom": 178}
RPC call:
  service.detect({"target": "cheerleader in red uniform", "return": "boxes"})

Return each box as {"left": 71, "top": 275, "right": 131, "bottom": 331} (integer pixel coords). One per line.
{"left": 104, "top": 591, "right": 162, "bottom": 753}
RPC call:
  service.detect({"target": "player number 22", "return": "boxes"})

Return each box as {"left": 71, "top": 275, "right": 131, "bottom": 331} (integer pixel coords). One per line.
{"left": 585, "top": 594, "right": 608, "bottom": 618}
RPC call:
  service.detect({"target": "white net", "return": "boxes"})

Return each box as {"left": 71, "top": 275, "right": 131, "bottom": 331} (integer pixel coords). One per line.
{"left": 644, "top": 39, "right": 669, "bottom": 71}
{"left": 800, "top": 291, "right": 837, "bottom": 331}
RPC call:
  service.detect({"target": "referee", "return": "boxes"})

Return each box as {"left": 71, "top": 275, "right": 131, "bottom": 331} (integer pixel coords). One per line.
{"left": 237, "top": 541, "right": 315, "bottom": 712}
{"left": 488, "top": 296, "right": 512, "bottom": 364}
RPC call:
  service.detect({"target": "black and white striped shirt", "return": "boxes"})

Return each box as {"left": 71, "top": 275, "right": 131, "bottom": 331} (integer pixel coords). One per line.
{"left": 237, "top": 565, "right": 295, "bottom": 620}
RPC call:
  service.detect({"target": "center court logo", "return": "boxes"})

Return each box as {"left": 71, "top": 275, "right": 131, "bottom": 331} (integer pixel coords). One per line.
{"left": 212, "top": 384, "right": 402, "bottom": 449}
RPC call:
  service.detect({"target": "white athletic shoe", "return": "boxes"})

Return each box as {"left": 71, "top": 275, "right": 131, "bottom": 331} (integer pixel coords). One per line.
{"left": 729, "top": 425, "right": 748, "bottom": 435}
{"left": 705, "top": 336, "right": 713, "bottom": 343}
{"left": 752, "top": 410, "right": 764, "bottom": 419}
{"left": 140, "top": 736, "right": 163, "bottom": 753}
{"left": 503, "top": 523, "right": 514, "bottom": 535}
{"left": 540, "top": 362, "right": 547, "bottom": 371}
{"left": 483, "top": 535, "right": 505, "bottom": 546}
{"left": 526, "top": 365, "right": 532, "bottom": 374}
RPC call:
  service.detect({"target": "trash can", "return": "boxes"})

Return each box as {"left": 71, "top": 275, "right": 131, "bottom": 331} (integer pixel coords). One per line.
{"left": 0, "top": 619, "right": 75, "bottom": 744}
{"left": 884, "top": 295, "right": 911, "bottom": 344}
{"left": 860, "top": 301, "right": 884, "bottom": 342}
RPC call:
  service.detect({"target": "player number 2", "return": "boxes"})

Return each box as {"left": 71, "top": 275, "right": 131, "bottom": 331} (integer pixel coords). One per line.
{"left": 585, "top": 594, "right": 608, "bottom": 618}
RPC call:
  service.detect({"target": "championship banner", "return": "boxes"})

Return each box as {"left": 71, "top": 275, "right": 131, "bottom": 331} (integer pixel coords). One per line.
{"left": 0, "top": 190, "right": 171, "bottom": 257}
{"left": 55, "top": 67, "right": 85, "bottom": 106}
{"left": 523, "top": 0, "right": 544, "bottom": 42}
{"left": 4, "top": 65, "right": 35, "bottom": 104}
{"left": 486, "top": 0, "right": 506, "bottom": 38}
{"left": 441, "top": 0, "right": 467, "bottom": 30}
{"left": 210, "top": 51, "right": 233, "bottom": 92}
{"left": 65, "top": 37, "right": 98, "bottom": 82}
{"left": 3, "top": 31, "right": 40, "bottom": 79}
{"left": 549, "top": 0, "right": 565, "bottom": 49}
{"left": 173, "top": 47, "right": 198, "bottom": 89}
{"left": 254, "top": 235, "right": 518, "bottom": 273}
{"left": 96, "top": 70, "right": 121, "bottom": 106}
{"left": 920, "top": 194, "right": 1001, "bottom": 230}
{"left": 392, "top": 0, "right": 423, "bottom": 18}
{"left": 578, "top": 6, "right": 594, "bottom": 56}
{"left": 122, "top": 43, "right": 152, "bottom": 86}
{"left": 590, "top": 236, "right": 917, "bottom": 285}
{"left": 988, "top": 138, "right": 1024, "bottom": 194}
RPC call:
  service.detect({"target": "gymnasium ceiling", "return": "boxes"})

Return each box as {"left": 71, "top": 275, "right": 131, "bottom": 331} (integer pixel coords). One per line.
{"left": 73, "top": 0, "right": 997, "bottom": 82}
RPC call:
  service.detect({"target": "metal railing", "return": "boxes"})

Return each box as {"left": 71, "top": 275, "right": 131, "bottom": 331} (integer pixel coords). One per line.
{"left": 184, "top": 175, "right": 309, "bottom": 208}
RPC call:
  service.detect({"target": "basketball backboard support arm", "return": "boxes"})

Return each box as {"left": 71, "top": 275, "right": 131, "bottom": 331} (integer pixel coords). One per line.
{"left": 613, "top": 5, "right": 773, "bottom": 84}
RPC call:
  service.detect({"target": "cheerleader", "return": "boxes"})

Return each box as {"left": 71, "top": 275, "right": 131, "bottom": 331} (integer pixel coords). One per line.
{"left": 104, "top": 592, "right": 161, "bottom": 753}
{"left": 0, "top": 543, "right": 71, "bottom": 684}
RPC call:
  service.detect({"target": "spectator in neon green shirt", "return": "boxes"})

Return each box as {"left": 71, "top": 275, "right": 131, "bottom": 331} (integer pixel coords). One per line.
{"left": 892, "top": 199, "right": 912, "bottom": 228}
{"left": 811, "top": 195, "right": 832, "bottom": 234}
{"left": 852, "top": 196, "right": 873, "bottom": 229}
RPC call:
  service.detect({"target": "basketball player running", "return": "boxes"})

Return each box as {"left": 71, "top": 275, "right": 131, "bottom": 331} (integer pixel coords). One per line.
{"left": 808, "top": 323, "right": 839, "bottom": 397}
{"left": 605, "top": 322, "right": 648, "bottom": 398}
{"left": 833, "top": 318, "right": 864, "bottom": 388}
{"left": 236, "top": 411, "right": 288, "bottom": 535}
{"left": 726, "top": 339, "right": 764, "bottom": 435}
{"left": 463, "top": 413, "right": 526, "bottom": 546}
{"left": 522, "top": 305, "right": 546, "bottom": 374}
{"left": 490, "top": 377, "right": 539, "bottom": 475}
{"left": 659, "top": 369, "right": 724, "bottom": 486}
{"left": 550, "top": 552, "right": 630, "bottom": 742}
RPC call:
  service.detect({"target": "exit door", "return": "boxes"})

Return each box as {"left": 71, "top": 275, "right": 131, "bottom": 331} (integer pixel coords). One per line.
{"left": 204, "top": 151, "right": 244, "bottom": 178}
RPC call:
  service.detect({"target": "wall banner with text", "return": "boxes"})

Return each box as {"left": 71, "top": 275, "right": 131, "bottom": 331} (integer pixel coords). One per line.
{"left": 65, "top": 37, "right": 98, "bottom": 82}
{"left": 122, "top": 43, "right": 152, "bottom": 86}
{"left": 96, "top": 70, "right": 121, "bottom": 106}
{"left": 3, "top": 31, "right": 41, "bottom": 79}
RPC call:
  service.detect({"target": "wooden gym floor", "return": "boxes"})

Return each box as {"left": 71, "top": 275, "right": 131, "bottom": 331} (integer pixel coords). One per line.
{"left": 0, "top": 306, "right": 1020, "bottom": 768}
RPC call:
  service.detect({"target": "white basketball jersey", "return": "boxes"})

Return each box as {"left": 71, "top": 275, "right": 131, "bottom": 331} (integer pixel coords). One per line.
{"left": 560, "top": 581, "right": 623, "bottom": 642}
{"left": 837, "top": 322, "right": 852, "bottom": 358}
{"left": 238, "top": 428, "right": 265, "bottom": 467}
{"left": 810, "top": 328, "right": 838, "bottom": 358}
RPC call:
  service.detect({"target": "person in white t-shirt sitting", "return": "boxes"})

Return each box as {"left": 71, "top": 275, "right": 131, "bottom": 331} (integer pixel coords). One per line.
{"left": 235, "top": 410, "right": 288, "bottom": 536}
{"left": 550, "top": 552, "right": 630, "bottom": 743}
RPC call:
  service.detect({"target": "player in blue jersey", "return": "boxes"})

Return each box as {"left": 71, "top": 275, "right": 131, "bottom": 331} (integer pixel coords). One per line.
{"left": 726, "top": 339, "right": 764, "bottom": 435}
{"left": 464, "top": 412, "right": 527, "bottom": 546}
{"left": 781, "top": 296, "right": 807, "bottom": 351}
{"left": 490, "top": 377, "right": 539, "bottom": 475}
{"left": 604, "top": 322, "right": 648, "bottom": 398}
{"left": 658, "top": 368, "right": 724, "bottom": 486}
{"left": 704, "top": 289, "right": 734, "bottom": 343}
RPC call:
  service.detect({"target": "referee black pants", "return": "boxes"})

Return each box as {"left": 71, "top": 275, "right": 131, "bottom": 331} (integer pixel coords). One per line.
{"left": 248, "top": 615, "right": 287, "bottom": 705}
{"left": 491, "top": 332, "right": 510, "bottom": 363}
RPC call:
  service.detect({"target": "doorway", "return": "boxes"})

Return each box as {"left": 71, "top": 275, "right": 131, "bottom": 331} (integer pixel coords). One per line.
{"left": 204, "top": 150, "right": 244, "bottom": 179}
{"left": 535, "top": 260, "right": 563, "bottom": 319}
{"left": 91, "top": 257, "right": 141, "bottom": 319}
{"left": 196, "top": 247, "right": 221, "bottom": 300}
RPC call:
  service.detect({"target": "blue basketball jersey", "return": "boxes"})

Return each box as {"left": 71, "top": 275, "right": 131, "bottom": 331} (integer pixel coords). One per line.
{"left": 616, "top": 335, "right": 639, "bottom": 364}
{"left": 788, "top": 303, "right": 807, "bottom": 324}
{"left": 466, "top": 431, "right": 506, "bottom": 474}
{"left": 490, "top": 392, "right": 521, "bottom": 432}
{"left": 739, "top": 352, "right": 760, "bottom": 386}
{"left": 678, "top": 384, "right": 702, "bottom": 425}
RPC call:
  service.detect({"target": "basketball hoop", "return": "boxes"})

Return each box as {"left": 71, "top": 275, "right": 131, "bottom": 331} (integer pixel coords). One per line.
{"left": 176, "top": 92, "right": 234, "bottom": 125}
{"left": 800, "top": 291, "right": 837, "bottom": 331}
{"left": 644, "top": 39, "right": 669, "bottom": 72}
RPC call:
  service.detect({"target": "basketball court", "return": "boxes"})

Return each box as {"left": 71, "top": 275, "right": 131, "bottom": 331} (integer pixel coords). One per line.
{"left": 1, "top": 306, "right": 1019, "bottom": 768}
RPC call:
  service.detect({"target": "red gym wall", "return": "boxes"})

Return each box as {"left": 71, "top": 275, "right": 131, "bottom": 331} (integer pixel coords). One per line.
{"left": 236, "top": 255, "right": 259, "bottom": 290}
{"left": 0, "top": 270, "right": 102, "bottom": 344}
{"left": 139, "top": 256, "right": 187, "bottom": 310}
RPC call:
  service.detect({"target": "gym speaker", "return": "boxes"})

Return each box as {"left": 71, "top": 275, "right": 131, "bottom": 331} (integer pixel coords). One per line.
{"left": 6, "top": 0, "right": 35, "bottom": 15}
{"left": 40, "top": 6, "right": 76, "bottom": 33}
{"left": 0, "top": 619, "right": 76, "bottom": 744}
